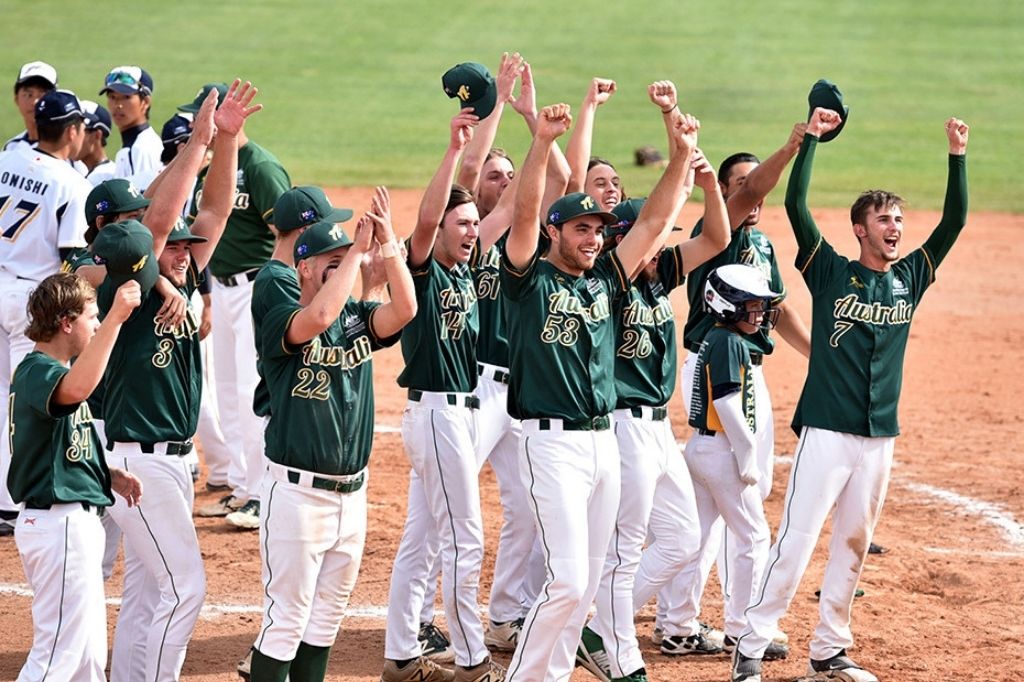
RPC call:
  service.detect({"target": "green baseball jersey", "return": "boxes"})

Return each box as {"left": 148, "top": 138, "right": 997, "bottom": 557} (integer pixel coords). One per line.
{"left": 261, "top": 298, "right": 398, "bottom": 475}
{"left": 687, "top": 325, "right": 758, "bottom": 434}
{"left": 786, "top": 135, "right": 968, "bottom": 437}
{"left": 61, "top": 248, "right": 105, "bottom": 419}
{"left": 251, "top": 259, "right": 300, "bottom": 417}
{"left": 682, "top": 219, "right": 786, "bottom": 355}
{"left": 7, "top": 351, "right": 113, "bottom": 508}
{"left": 500, "top": 246, "right": 629, "bottom": 421}
{"left": 614, "top": 246, "right": 685, "bottom": 409}
{"left": 99, "top": 264, "right": 202, "bottom": 444}
{"left": 397, "top": 244, "right": 480, "bottom": 393}
{"left": 190, "top": 141, "right": 290, "bottom": 277}
{"left": 474, "top": 239, "right": 510, "bottom": 368}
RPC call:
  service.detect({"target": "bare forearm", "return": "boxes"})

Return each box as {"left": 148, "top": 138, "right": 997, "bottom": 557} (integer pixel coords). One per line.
{"left": 411, "top": 146, "right": 461, "bottom": 265}
{"left": 565, "top": 102, "right": 596, "bottom": 193}
{"left": 776, "top": 300, "right": 810, "bottom": 358}
{"left": 55, "top": 318, "right": 123, "bottom": 404}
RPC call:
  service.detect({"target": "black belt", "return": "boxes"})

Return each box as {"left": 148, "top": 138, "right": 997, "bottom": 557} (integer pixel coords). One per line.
{"left": 26, "top": 501, "right": 105, "bottom": 516}
{"left": 538, "top": 415, "right": 611, "bottom": 432}
{"left": 697, "top": 428, "right": 717, "bottom": 436}
{"left": 214, "top": 269, "right": 259, "bottom": 287}
{"left": 478, "top": 364, "right": 510, "bottom": 385}
{"left": 630, "top": 406, "right": 668, "bottom": 421}
{"left": 108, "top": 440, "right": 194, "bottom": 456}
{"left": 408, "top": 389, "right": 480, "bottom": 409}
{"left": 750, "top": 353, "right": 763, "bottom": 366}
{"left": 286, "top": 470, "right": 365, "bottom": 494}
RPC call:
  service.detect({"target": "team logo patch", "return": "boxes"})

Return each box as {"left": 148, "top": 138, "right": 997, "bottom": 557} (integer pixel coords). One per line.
{"left": 131, "top": 255, "right": 148, "bottom": 272}
{"left": 329, "top": 224, "right": 345, "bottom": 241}
{"left": 297, "top": 244, "right": 309, "bottom": 257}
{"left": 580, "top": 196, "right": 595, "bottom": 210}
{"left": 95, "top": 199, "right": 110, "bottom": 212}
{"left": 849, "top": 275, "right": 865, "bottom": 289}
{"left": 893, "top": 277, "right": 909, "bottom": 296}
{"left": 457, "top": 84, "right": 471, "bottom": 101}
{"left": 549, "top": 211, "right": 560, "bottom": 223}
{"left": 300, "top": 208, "right": 316, "bottom": 222}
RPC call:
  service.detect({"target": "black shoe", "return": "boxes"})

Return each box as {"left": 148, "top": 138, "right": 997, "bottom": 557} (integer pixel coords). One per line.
{"left": 807, "top": 648, "right": 878, "bottom": 681}
{"left": 723, "top": 635, "right": 788, "bottom": 661}
{"left": 868, "top": 542, "right": 888, "bottom": 554}
{"left": 730, "top": 650, "right": 762, "bottom": 682}
{"left": 660, "top": 632, "right": 723, "bottom": 655}
{"left": 418, "top": 622, "right": 455, "bottom": 664}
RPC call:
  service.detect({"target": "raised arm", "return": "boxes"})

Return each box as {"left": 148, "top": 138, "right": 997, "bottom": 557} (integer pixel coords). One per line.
{"left": 408, "top": 109, "right": 477, "bottom": 268}
{"left": 510, "top": 61, "right": 571, "bottom": 215}
{"left": 189, "top": 80, "right": 263, "bottom": 270}
{"left": 615, "top": 114, "right": 698, "bottom": 275}
{"left": 286, "top": 219, "right": 373, "bottom": 346}
{"left": 677, "top": 150, "right": 730, "bottom": 274}
{"left": 784, "top": 107, "right": 841, "bottom": 253}
{"left": 53, "top": 282, "right": 141, "bottom": 406}
{"left": 145, "top": 89, "right": 218, "bottom": 255}
{"left": 507, "top": 104, "right": 572, "bottom": 269}
{"left": 921, "top": 118, "right": 969, "bottom": 267}
{"left": 728, "top": 122, "right": 806, "bottom": 229}
{"left": 364, "top": 186, "right": 417, "bottom": 338}
{"left": 565, "top": 78, "right": 615, "bottom": 193}
{"left": 457, "top": 52, "right": 523, "bottom": 192}
{"left": 649, "top": 80, "right": 683, "bottom": 156}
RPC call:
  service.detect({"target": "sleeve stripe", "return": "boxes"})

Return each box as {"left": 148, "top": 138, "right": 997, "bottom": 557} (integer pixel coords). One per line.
{"left": 799, "top": 236, "right": 823, "bottom": 274}
{"left": 920, "top": 247, "right": 936, "bottom": 283}
{"left": 609, "top": 251, "right": 629, "bottom": 291}
{"left": 279, "top": 309, "right": 304, "bottom": 356}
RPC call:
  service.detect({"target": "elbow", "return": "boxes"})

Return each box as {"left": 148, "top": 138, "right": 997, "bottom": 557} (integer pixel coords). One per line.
{"left": 397, "top": 298, "right": 418, "bottom": 326}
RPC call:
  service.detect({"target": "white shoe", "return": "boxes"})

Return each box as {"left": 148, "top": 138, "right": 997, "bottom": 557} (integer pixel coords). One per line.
{"left": 196, "top": 494, "right": 243, "bottom": 517}
{"left": 225, "top": 499, "right": 260, "bottom": 529}
{"left": 806, "top": 649, "right": 878, "bottom": 682}
{"left": 484, "top": 618, "right": 522, "bottom": 651}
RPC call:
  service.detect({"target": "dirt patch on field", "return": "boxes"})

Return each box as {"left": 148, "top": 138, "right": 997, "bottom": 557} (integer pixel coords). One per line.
{"left": 2, "top": 188, "right": 1022, "bottom": 681}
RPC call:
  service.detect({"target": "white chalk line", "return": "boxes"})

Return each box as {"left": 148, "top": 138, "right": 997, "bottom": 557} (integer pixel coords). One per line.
{"left": 923, "top": 547, "right": 1024, "bottom": 559}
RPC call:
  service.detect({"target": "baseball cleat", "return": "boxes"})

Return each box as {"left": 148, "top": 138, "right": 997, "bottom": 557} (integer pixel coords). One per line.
{"left": 196, "top": 494, "right": 243, "bottom": 517}
{"left": 225, "top": 499, "right": 261, "bottom": 529}
{"left": 699, "top": 621, "right": 726, "bottom": 648}
{"left": 236, "top": 647, "right": 253, "bottom": 680}
{"left": 868, "top": 542, "right": 888, "bottom": 555}
{"left": 731, "top": 650, "right": 762, "bottom": 682}
{"left": 650, "top": 626, "right": 664, "bottom": 646}
{"left": 454, "top": 655, "right": 506, "bottom": 681}
{"left": 575, "top": 626, "right": 612, "bottom": 681}
{"left": 723, "top": 635, "right": 789, "bottom": 661}
{"left": 659, "top": 632, "right": 723, "bottom": 656}
{"left": 0, "top": 514, "right": 16, "bottom": 537}
{"left": 419, "top": 622, "right": 455, "bottom": 664}
{"left": 484, "top": 617, "right": 523, "bottom": 651}
{"left": 381, "top": 657, "right": 455, "bottom": 682}
{"left": 806, "top": 649, "right": 878, "bottom": 682}
{"left": 205, "top": 481, "right": 231, "bottom": 493}
{"left": 612, "top": 667, "right": 648, "bottom": 681}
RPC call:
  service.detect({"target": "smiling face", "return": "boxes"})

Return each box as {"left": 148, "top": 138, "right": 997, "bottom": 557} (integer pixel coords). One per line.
{"left": 855, "top": 204, "right": 904, "bottom": 271}
{"left": 435, "top": 202, "right": 480, "bottom": 269}
{"left": 585, "top": 162, "right": 622, "bottom": 211}
{"left": 720, "top": 160, "right": 761, "bottom": 227}
{"left": 159, "top": 241, "right": 192, "bottom": 287}
{"left": 475, "top": 155, "right": 514, "bottom": 217}
{"left": 548, "top": 216, "right": 605, "bottom": 275}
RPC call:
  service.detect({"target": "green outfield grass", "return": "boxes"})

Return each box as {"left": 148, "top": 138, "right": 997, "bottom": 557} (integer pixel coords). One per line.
{"left": 3, "top": 0, "right": 1020, "bottom": 211}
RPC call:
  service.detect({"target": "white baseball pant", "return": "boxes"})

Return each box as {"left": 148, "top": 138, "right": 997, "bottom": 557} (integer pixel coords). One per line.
{"left": 0, "top": 274, "right": 35, "bottom": 514}
{"left": 15, "top": 504, "right": 107, "bottom": 682}
{"left": 506, "top": 420, "right": 620, "bottom": 682}
{"left": 192, "top": 290, "right": 232, "bottom": 487}
{"left": 589, "top": 409, "right": 701, "bottom": 677}
{"left": 738, "top": 427, "right": 894, "bottom": 662}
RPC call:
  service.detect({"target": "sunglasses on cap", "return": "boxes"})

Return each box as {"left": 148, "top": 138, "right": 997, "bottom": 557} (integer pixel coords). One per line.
{"left": 105, "top": 70, "right": 151, "bottom": 95}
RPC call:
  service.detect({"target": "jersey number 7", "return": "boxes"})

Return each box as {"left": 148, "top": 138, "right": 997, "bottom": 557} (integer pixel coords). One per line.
{"left": 0, "top": 195, "right": 41, "bottom": 241}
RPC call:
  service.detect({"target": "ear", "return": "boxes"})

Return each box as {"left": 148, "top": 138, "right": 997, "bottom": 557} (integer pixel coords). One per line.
{"left": 852, "top": 223, "right": 867, "bottom": 239}
{"left": 545, "top": 223, "right": 559, "bottom": 242}
{"left": 615, "top": 234, "right": 624, "bottom": 246}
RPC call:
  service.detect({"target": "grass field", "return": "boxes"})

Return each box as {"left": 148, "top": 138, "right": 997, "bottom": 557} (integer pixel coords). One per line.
{"left": 2, "top": 0, "right": 1020, "bottom": 211}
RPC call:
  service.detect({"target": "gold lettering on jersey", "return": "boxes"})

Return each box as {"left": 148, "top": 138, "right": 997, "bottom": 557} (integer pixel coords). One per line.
{"left": 194, "top": 189, "right": 249, "bottom": 212}
{"left": 152, "top": 307, "right": 200, "bottom": 340}
{"left": 833, "top": 295, "right": 913, "bottom": 326}
{"left": 620, "top": 298, "right": 673, "bottom": 328}
{"left": 547, "top": 289, "right": 610, "bottom": 322}
{"left": 65, "top": 403, "right": 94, "bottom": 462}
{"left": 439, "top": 285, "right": 476, "bottom": 341}
{"left": 302, "top": 335, "right": 372, "bottom": 370}
{"left": 743, "top": 366, "right": 756, "bottom": 433}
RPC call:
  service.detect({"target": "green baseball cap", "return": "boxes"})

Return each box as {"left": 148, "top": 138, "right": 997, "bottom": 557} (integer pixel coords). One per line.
{"left": 92, "top": 219, "right": 159, "bottom": 293}
{"left": 85, "top": 179, "right": 150, "bottom": 228}
{"left": 546, "top": 192, "right": 617, "bottom": 227}
{"left": 441, "top": 62, "right": 497, "bottom": 120}
{"left": 605, "top": 197, "right": 683, "bottom": 238}
{"left": 178, "top": 83, "right": 228, "bottom": 113}
{"left": 272, "top": 186, "right": 354, "bottom": 233}
{"left": 166, "top": 217, "right": 208, "bottom": 243}
{"left": 294, "top": 220, "right": 353, "bottom": 262}
{"left": 808, "top": 79, "right": 849, "bottom": 143}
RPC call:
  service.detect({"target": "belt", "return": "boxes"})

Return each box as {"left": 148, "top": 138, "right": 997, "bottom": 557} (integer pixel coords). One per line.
{"left": 697, "top": 428, "right": 717, "bottom": 436}
{"left": 214, "top": 269, "right": 259, "bottom": 287}
{"left": 537, "top": 415, "right": 611, "bottom": 432}
{"left": 408, "top": 389, "right": 479, "bottom": 410}
{"left": 286, "top": 470, "right": 365, "bottom": 494}
{"left": 25, "top": 501, "right": 105, "bottom": 517}
{"left": 629, "top": 406, "right": 668, "bottom": 421}
{"left": 108, "top": 440, "right": 193, "bottom": 456}
{"left": 478, "top": 364, "right": 510, "bottom": 385}
{"left": 750, "top": 353, "right": 763, "bottom": 366}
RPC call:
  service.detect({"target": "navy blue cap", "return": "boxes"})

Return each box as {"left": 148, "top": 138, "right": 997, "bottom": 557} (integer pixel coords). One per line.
{"left": 80, "top": 100, "right": 111, "bottom": 137}
{"left": 161, "top": 114, "right": 192, "bottom": 145}
{"left": 100, "top": 66, "right": 153, "bottom": 97}
{"left": 34, "top": 89, "right": 84, "bottom": 125}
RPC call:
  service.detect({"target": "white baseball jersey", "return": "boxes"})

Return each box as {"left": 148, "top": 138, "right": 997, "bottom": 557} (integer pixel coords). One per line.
{"left": 2, "top": 131, "right": 33, "bottom": 153}
{"left": 86, "top": 159, "right": 117, "bottom": 187}
{"left": 0, "top": 146, "right": 90, "bottom": 281}
{"left": 113, "top": 124, "right": 162, "bottom": 181}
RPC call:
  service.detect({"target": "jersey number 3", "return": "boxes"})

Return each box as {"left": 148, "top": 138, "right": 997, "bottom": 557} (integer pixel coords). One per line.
{"left": 0, "top": 195, "right": 41, "bottom": 241}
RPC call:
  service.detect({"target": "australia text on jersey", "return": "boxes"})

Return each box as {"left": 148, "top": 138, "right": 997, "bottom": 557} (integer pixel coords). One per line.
{"left": 301, "top": 336, "right": 371, "bottom": 371}
{"left": 620, "top": 297, "right": 673, "bottom": 328}
{"left": 833, "top": 295, "right": 913, "bottom": 325}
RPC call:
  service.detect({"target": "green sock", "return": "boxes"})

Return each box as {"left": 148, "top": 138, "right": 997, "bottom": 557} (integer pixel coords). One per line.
{"left": 289, "top": 641, "right": 332, "bottom": 682}
{"left": 250, "top": 648, "right": 291, "bottom": 682}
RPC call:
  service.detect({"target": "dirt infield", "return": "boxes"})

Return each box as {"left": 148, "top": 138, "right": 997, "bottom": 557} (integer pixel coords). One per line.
{"left": 2, "top": 188, "right": 1022, "bottom": 681}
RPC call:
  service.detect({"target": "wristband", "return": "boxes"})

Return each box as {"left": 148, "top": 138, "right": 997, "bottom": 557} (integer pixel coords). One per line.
{"left": 379, "top": 240, "right": 400, "bottom": 259}
{"left": 661, "top": 104, "right": 678, "bottom": 115}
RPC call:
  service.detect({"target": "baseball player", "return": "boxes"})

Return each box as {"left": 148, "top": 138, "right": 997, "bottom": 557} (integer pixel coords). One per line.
{"left": 3, "top": 60, "right": 57, "bottom": 151}
{"left": 654, "top": 121, "right": 813, "bottom": 656}
{"left": 577, "top": 83, "right": 733, "bottom": 682}
{"left": 382, "top": 108, "right": 505, "bottom": 682}
{"left": 77, "top": 100, "right": 116, "bottom": 185}
{"left": 7, "top": 272, "right": 142, "bottom": 682}
{"left": 100, "top": 65, "right": 162, "bottom": 181}
{"left": 0, "top": 88, "right": 91, "bottom": 537}
{"left": 732, "top": 111, "right": 970, "bottom": 682}
{"left": 185, "top": 82, "right": 291, "bottom": 530}
{"left": 250, "top": 198, "right": 415, "bottom": 681}
{"left": 101, "top": 82, "right": 258, "bottom": 682}
{"left": 500, "top": 102, "right": 697, "bottom": 682}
